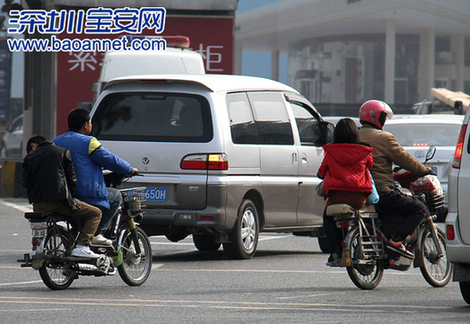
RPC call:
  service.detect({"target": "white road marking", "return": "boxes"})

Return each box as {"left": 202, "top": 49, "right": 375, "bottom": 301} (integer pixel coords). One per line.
{"left": 0, "top": 200, "right": 32, "bottom": 213}
{"left": 0, "top": 280, "right": 42, "bottom": 286}
{"left": 277, "top": 292, "right": 345, "bottom": 300}
{"left": 258, "top": 235, "right": 290, "bottom": 241}
{"left": 150, "top": 242, "right": 194, "bottom": 246}
{"left": 0, "top": 309, "right": 70, "bottom": 312}
{"left": 149, "top": 234, "right": 289, "bottom": 246}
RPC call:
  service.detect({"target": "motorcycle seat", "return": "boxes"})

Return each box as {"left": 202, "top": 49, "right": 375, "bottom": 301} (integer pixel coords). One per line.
{"left": 326, "top": 204, "right": 356, "bottom": 217}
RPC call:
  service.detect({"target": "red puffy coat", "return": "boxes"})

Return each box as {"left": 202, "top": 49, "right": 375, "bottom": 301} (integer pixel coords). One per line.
{"left": 317, "top": 143, "right": 374, "bottom": 200}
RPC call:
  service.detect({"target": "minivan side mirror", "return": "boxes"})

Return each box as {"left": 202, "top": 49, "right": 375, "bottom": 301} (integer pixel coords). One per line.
{"left": 425, "top": 145, "right": 436, "bottom": 163}
{"left": 319, "top": 121, "right": 334, "bottom": 145}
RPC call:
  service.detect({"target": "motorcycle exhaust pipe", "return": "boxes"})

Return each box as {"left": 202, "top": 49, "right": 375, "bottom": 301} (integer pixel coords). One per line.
{"left": 78, "top": 263, "right": 99, "bottom": 272}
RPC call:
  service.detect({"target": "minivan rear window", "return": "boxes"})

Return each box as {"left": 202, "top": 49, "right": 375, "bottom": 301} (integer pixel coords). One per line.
{"left": 91, "top": 92, "right": 213, "bottom": 142}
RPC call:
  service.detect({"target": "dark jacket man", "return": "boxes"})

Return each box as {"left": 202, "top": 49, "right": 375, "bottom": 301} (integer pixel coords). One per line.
{"left": 22, "top": 140, "right": 78, "bottom": 209}
{"left": 22, "top": 136, "right": 103, "bottom": 257}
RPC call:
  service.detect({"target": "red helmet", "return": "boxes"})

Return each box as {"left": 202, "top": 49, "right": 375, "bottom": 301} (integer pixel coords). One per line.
{"left": 359, "top": 100, "right": 394, "bottom": 128}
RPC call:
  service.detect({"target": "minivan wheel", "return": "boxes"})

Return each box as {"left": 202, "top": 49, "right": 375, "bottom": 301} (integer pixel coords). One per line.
{"left": 223, "top": 199, "right": 259, "bottom": 260}
{"left": 318, "top": 236, "right": 332, "bottom": 253}
{"left": 193, "top": 234, "right": 221, "bottom": 252}
{"left": 460, "top": 282, "right": 470, "bottom": 305}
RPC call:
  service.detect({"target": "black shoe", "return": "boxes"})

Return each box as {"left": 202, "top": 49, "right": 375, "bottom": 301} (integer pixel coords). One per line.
{"left": 326, "top": 253, "right": 341, "bottom": 267}
{"left": 386, "top": 240, "right": 414, "bottom": 259}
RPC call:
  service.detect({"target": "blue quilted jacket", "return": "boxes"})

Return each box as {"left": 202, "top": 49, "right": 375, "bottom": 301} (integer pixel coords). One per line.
{"left": 54, "top": 131, "right": 133, "bottom": 209}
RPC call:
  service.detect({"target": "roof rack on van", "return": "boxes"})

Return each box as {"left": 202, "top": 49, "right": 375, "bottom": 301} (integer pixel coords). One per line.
{"left": 120, "top": 35, "right": 190, "bottom": 48}
{"left": 431, "top": 88, "right": 470, "bottom": 114}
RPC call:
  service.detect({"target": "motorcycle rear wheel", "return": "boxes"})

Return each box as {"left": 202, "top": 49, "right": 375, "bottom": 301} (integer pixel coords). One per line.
{"left": 39, "top": 227, "right": 76, "bottom": 290}
{"left": 419, "top": 227, "right": 452, "bottom": 287}
{"left": 346, "top": 227, "right": 384, "bottom": 290}
{"left": 118, "top": 227, "right": 152, "bottom": 286}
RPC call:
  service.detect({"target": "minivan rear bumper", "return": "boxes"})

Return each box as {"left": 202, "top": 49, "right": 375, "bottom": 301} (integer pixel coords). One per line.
{"left": 140, "top": 182, "right": 229, "bottom": 230}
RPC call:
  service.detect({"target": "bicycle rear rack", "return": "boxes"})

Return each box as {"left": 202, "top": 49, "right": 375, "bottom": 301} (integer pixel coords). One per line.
{"left": 357, "top": 211, "right": 385, "bottom": 260}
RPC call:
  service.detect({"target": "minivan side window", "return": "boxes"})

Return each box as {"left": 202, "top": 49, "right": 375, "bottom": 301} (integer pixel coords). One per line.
{"left": 226, "top": 93, "right": 258, "bottom": 144}
{"left": 290, "top": 102, "right": 322, "bottom": 146}
{"left": 91, "top": 92, "right": 213, "bottom": 142}
{"left": 248, "top": 92, "right": 294, "bottom": 145}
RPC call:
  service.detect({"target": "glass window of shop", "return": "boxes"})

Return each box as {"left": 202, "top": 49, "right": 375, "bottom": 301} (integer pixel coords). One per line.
{"left": 288, "top": 35, "right": 420, "bottom": 105}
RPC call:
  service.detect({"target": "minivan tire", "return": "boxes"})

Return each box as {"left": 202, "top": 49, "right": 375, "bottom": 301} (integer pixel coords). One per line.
{"left": 460, "top": 282, "right": 470, "bottom": 305}
{"left": 318, "top": 236, "right": 332, "bottom": 253}
{"left": 193, "top": 234, "right": 221, "bottom": 252}
{"left": 223, "top": 199, "right": 259, "bottom": 260}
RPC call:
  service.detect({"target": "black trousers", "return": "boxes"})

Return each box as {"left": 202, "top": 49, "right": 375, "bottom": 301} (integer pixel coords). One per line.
{"left": 323, "top": 209, "right": 343, "bottom": 254}
{"left": 376, "top": 189, "right": 429, "bottom": 242}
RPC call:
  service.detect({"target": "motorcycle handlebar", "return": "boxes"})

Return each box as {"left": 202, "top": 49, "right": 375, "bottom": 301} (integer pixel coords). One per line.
{"left": 103, "top": 171, "right": 142, "bottom": 188}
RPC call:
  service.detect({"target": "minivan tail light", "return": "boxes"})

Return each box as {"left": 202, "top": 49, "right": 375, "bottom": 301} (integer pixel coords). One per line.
{"left": 452, "top": 124, "right": 467, "bottom": 169}
{"left": 208, "top": 154, "right": 228, "bottom": 170}
{"left": 446, "top": 225, "right": 455, "bottom": 241}
{"left": 181, "top": 154, "right": 228, "bottom": 170}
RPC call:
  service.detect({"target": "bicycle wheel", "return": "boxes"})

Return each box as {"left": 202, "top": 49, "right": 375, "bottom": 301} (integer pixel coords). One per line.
{"left": 38, "top": 227, "right": 76, "bottom": 290}
{"left": 419, "top": 227, "right": 452, "bottom": 287}
{"left": 346, "top": 227, "right": 384, "bottom": 290}
{"left": 118, "top": 227, "right": 152, "bottom": 286}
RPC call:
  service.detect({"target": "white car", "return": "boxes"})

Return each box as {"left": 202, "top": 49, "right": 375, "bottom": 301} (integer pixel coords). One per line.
{"left": 0, "top": 114, "right": 23, "bottom": 158}
{"left": 446, "top": 109, "right": 470, "bottom": 305}
{"left": 383, "top": 114, "right": 464, "bottom": 221}
{"left": 323, "top": 116, "right": 360, "bottom": 126}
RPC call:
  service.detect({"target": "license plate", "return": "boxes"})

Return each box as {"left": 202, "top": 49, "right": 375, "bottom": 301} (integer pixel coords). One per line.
{"left": 32, "top": 228, "right": 47, "bottom": 238}
{"left": 145, "top": 187, "right": 167, "bottom": 201}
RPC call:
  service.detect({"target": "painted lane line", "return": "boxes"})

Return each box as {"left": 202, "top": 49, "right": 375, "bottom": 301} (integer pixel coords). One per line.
{"left": 0, "top": 308, "right": 70, "bottom": 312}
{"left": 0, "top": 200, "right": 33, "bottom": 213}
{"left": 150, "top": 242, "right": 194, "bottom": 246}
{"left": 0, "top": 280, "right": 43, "bottom": 286}
{"left": 277, "top": 292, "right": 345, "bottom": 300}
{"left": 0, "top": 296, "right": 456, "bottom": 313}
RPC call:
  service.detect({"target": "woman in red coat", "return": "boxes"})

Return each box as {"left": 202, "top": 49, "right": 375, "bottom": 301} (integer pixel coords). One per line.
{"left": 317, "top": 118, "right": 374, "bottom": 266}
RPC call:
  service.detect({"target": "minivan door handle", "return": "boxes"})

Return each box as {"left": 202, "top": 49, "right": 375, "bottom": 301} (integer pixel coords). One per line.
{"left": 292, "top": 152, "right": 298, "bottom": 164}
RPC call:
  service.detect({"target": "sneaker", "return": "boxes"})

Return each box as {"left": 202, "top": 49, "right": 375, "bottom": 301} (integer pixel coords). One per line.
{"left": 326, "top": 252, "right": 341, "bottom": 267}
{"left": 71, "top": 245, "right": 101, "bottom": 259}
{"left": 92, "top": 234, "right": 113, "bottom": 246}
{"left": 386, "top": 239, "right": 415, "bottom": 259}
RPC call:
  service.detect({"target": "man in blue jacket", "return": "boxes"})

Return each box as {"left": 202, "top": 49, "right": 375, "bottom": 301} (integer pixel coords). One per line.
{"left": 54, "top": 108, "right": 138, "bottom": 243}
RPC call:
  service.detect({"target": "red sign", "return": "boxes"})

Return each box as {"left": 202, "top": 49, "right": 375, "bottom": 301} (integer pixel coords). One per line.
{"left": 56, "top": 16, "right": 233, "bottom": 134}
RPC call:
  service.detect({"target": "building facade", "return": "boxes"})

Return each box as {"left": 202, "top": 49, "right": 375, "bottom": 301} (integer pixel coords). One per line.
{"left": 235, "top": 0, "right": 470, "bottom": 107}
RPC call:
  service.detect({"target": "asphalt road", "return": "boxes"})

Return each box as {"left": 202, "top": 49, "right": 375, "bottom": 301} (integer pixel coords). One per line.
{"left": 0, "top": 198, "right": 468, "bottom": 324}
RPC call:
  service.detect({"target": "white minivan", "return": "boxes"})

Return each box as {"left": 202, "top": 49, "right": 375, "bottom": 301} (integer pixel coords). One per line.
{"left": 92, "top": 36, "right": 205, "bottom": 102}
{"left": 446, "top": 111, "right": 470, "bottom": 304}
{"left": 90, "top": 74, "right": 334, "bottom": 259}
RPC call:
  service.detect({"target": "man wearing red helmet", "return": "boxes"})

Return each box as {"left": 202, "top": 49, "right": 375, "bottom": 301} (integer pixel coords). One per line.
{"left": 359, "top": 99, "right": 431, "bottom": 259}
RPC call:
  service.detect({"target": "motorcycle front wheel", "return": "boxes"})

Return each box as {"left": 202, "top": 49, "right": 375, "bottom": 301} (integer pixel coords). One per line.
{"left": 118, "top": 227, "right": 152, "bottom": 286}
{"left": 346, "top": 227, "right": 384, "bottom": 290}
{"left": 39, "top": 227, "right": 76, "bottom": 290}
{"left": 419, "top": 227, "right": 452, "bottom": 287}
